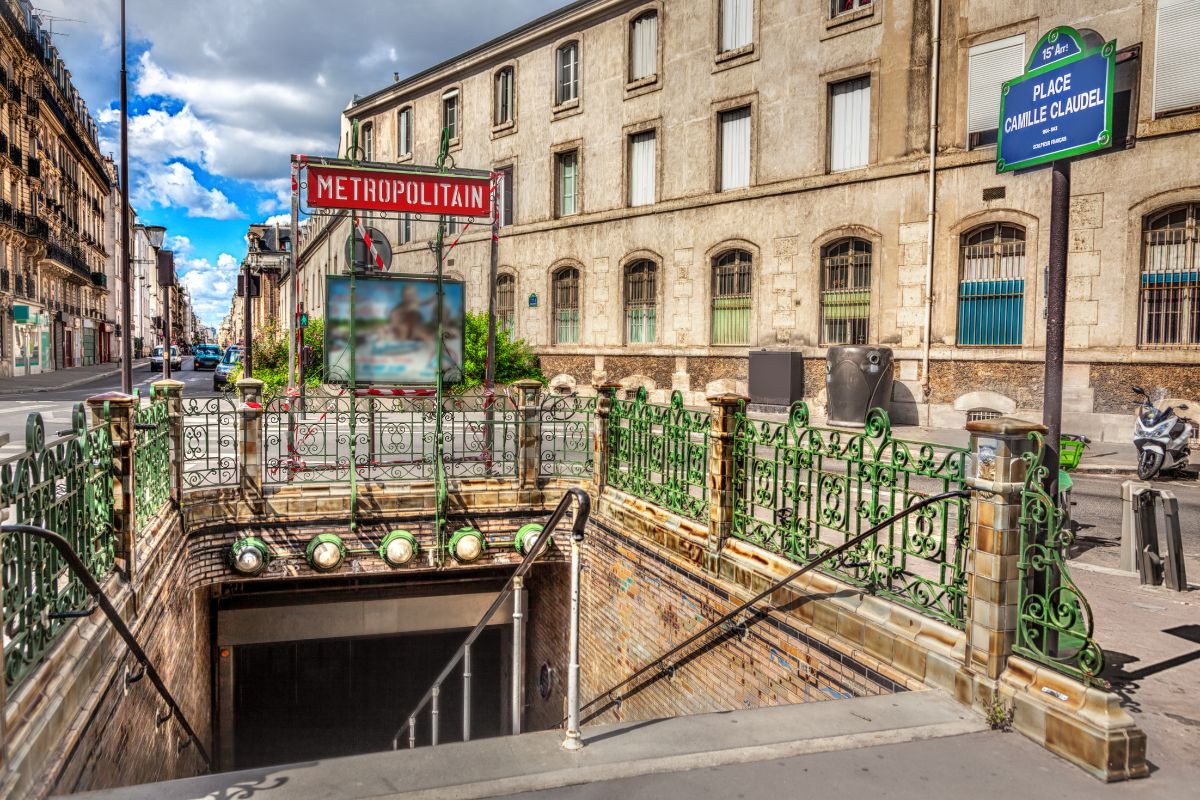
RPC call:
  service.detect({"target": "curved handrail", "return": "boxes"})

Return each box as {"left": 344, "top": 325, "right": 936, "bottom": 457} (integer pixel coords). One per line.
{"left": 573, "top": 489, "right": 970, "bottom": 724}
{"left": 1, "top": 524, "right": 213, "bottom": 770}
{"left": 391, "top": 486, "right": 591, "bottom": 750}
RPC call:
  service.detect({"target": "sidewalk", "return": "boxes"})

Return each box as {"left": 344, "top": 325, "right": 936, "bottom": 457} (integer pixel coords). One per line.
{"left": 0, "top": 359, "right": 150, "bottom": 396}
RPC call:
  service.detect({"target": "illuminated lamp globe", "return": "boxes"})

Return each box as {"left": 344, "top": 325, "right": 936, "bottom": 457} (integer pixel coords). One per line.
{"left": 230, "top": 537, "right": 269, "bottom": 576}
{"left": 448, "top": 528, "right": 485, "bottom": 563}
{"left": 305, "top": 534, "right": 346, "bottom": 572}
{"left": 514, "top": 523, "right": 545, "bottom": 556}
{"left": 380, "top": 530, "right": 419, "bottom": 567}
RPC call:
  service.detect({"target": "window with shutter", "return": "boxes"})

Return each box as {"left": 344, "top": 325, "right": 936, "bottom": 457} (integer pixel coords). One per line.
{"left": 494, "top": 68, "right": 514, "bottom": 125}
{"left": 497, "top": 165, "right": 514, "bottom": 226}
{"left": 497, "top": 274, "right": 516, "bottom": 332}
{"left": 397, "top": 107, "right": 412, "bottom": 156}
{"left": 629, "top": 131, "right": 656, "bottom": 207}
{"left": 630, "top": 12, "right": 658, "bottom": 81}
{"left": 720, "top": 0, "right": 753, "bottom": 52}
{"left": 442, "top": 90, "right": 459, "bottom": 140}
{"left": 829, "top": 77, "right": 870, "bottom": 171}
{"left": 557, "top": 42, "right": 579, "bottom": 104}
{"left": 967, "top": 35, "right": 1025, "bottom": 148}
{"left": 719, "top": 108, "right": 751, "bottom": 191}
{"left": 1154, "top": 0, "right": 1200, "bottom": 117}
{"left": 557, "top": 151, "right": 579, "bottom": 217}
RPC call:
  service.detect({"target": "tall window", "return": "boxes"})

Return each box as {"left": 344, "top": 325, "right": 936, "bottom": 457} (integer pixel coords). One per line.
{"left": 829, "top": 77, "right": 870, "bottom": 171}
{"left": 831, "top": 0, "right": 872, "bottom": 16}
{"left": 553, "top": 267, "right": 580, "bottom": 344}
{"left": 720, "top": 0, "right": 753, "bottom": 52}
{"left": 820, "top": 239, "right": 872, "bottom": 344}
{"left": 624, "top": 260, "right": 657, "bottom": 344}
{"left": 556, "top": 42, "right": 579, "bottom": 104}
{"left": 1154, "top": 0, "right": 1200, "bottom": 117}
{"left": 494, "top": 67, "right": 514, "bottom": 125}
{"left": 497, "top": 165, "right": 514, "bottom": 226}
{"left": 1139, "top": 204, "right": 1199, "bottom": 348}
{"left": 719, "top": 108, "right": 751, "bottom": 191}
{"left": 628, "top": 131, "right": 656, "bottom": 207}
{"left": 397, "top": 107, "right": 412, "bottom": 156}
{"left": 967, "top": 36, "right": 1025, "bottom": 148}
{"left": 398, "top": 214, "right": 412, "bottom": 245}
{"left": 362, "top": 123, "right": 374, "bottom": 161}
{"left": 497, "top": 273, "right": 516, "bottom": 331}
{"left": 556, "top": 150, "right": 579, "bottom": 217}
{"left": 711, "top": 249, "right": 752, "bottom": 345}
{"left": 957, "top": 223, "right": 1026, "bottom": 346}
{"left": 630, "top": 12, "right": 658, "bottom": 80}
{"left": 442, "top": 89, "right": 459, "bottom": 140}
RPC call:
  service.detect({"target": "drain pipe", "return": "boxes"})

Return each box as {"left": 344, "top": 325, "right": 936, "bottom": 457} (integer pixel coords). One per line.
{"left": 562, "top": 518, "right": 585, "bottom": 751}
{"left": 921, "top": 0, "right": 943, "bottom": 398}
{"left": 511, "top": 576, "right": 525, "bottom": 735}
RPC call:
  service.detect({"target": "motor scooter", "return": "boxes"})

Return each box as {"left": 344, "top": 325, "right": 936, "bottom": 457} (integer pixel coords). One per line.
{"left": 1132, "top": 386, "right": 1194, "bottom": 481}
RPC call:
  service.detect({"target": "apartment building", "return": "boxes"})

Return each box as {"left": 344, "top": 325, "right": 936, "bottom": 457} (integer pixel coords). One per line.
{"left": 288, "top": 0, "right": 1200, "bottom": 435}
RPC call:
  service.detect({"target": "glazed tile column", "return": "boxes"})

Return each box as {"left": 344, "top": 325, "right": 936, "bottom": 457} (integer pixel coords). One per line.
{"left": 964, "top": 417, "right": 1045, "bottom": 680}
{"left": 591, "top": 384, "right": 620, "bottom": 493}
{"left": 706, "top": 394, "right": 747, "bottom": 558}
{"left": 236, "top": 378, "right": 265, "bottom": 510}
{"left": 513, "top": 379, "right": 543, "bottom": 489}
{"left": 87, "top": 392, "right": 139, "bottom": 579}
{"left": 152, "top": 379, "right": 185, "bottom": 503}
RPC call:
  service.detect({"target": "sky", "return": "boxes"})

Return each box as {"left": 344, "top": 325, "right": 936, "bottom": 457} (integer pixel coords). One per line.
{"left": 37, "top": 0, "right": 564, "bottom": 328}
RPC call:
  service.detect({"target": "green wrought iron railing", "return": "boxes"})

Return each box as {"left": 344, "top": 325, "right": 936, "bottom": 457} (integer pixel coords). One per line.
{"left": 731, "top": 403, "right": 971, "bottom": 629}
{"left": 538, "top": 392, "right": 596, "bottom": 478}
{"left": 1014, "top": 432, "right": 1104, "bottom": 682}
{"left": 1, "top": 406, "right": 115, "bottom": 687}
{"left": 133, "top": 386, "right": 172, "bottom": 531}
{"left": 607, "top": 388, "right": 710, "bottom": 521}
{"left": 182, "top": 395, "right": 239, "bottom": 488}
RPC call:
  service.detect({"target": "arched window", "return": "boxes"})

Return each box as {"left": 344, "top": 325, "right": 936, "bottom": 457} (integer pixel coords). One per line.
{"left": 629, "top": 11, "right": 658, "bottom": 81}
{"left": 957, "top": 223, "right": 1025, "bottom": 346}
{"left": 494, "top": 67, "right": 514, "bottom": 125}
{"left": 820, "top": 238, "right": 871, "bottom": 345}
{"left": 711, "top": 249, "right": 752, "bottom": 345}
{"left": 497, "top": 273, "right": 516, "bottom": 331}
{"left": 1140, "top": 204, "right": 1199, "bottom": 347}
{"left": 624, "top": 260, "right": 657, "bottom": 344}
{"left": 552, "top": 266, "right": 580, "bottom": 344}
{"left": 556, "top": 41, "right": 579, "bottom": 104}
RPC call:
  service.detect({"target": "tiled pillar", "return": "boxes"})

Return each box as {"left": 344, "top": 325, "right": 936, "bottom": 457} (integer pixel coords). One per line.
{"left": 513, "top": 379, "right": 542, "bottom": 489}
{"left": 87, "top": 392, "right": 139, "bottom": 579}
{"left": 964, "top": 417, "right": 1045, "bottom": 680}
{"left": 237, "top": 378, "right": 265, "bottom": 511}
{"left": 706, "top": 394, "right": 747, "bottom": 557}
{"left": 152, "top": 379, "right": 185, "bottom": 504}
{"left": 592, "top": 384, "right": 620, "bottom": 493}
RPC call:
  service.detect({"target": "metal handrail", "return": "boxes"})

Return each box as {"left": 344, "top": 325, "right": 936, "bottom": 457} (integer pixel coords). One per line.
{"left": 0, "top": 524, "right": 213, "bottom": 770}
{"left": 391, "top": 486, "right": 591, "bottom": 750}
{"left": 573, "top": 489, "right": 971, "bottom": 724}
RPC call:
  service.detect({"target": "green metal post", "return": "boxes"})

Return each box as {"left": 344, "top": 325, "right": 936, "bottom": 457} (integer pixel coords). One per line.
{"left": 348, "top": 120, "right": 361, "bottom": 531}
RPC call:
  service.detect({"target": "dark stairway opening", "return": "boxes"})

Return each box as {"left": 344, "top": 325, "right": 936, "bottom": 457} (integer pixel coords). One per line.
{"left": 231, "top": 627, "right": 505, "bottom": 770}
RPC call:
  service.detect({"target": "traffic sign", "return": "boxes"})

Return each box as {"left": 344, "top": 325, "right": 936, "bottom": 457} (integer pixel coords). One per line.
{"left": 997, "top": 27, "right": 1115, "bottom": 173}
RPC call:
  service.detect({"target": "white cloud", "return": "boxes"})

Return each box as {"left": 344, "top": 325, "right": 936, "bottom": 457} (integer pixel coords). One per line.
{"left": 134, "top": 162, "right": 242, "bottom": 220}
{"left": 260, "top": 214, "right": 291, "bottom": 227}
{"left": 179, "top": 252, "right": 240, "bottom": 327}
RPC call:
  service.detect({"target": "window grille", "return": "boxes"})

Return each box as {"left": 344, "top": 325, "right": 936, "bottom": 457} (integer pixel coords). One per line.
{"left": 1139, "top": 204, "right": 1199, "bottom": 348}
{"left": 820, "top": 238, "right": 871, "bottom": 345}
{"left": 957, "top": 223, "right": 1025, "bottom": 346}
{"left": 624, "top": 260, "right": 657, "bottom": 344}
{"left": 553, "top": 267, "right": 580, "bottom": 344}
{"left": 630, "top": 12, "right": 658, "bottom": 80}
{"left": 711, "top": 250, "right": 752, "bottom": 345}
{"left": 497, "top": 273, "right": 515, "bottom": 331}
{"left": 720, "top": 0, "right": 752, "bottom": 52}
{"left": 494, "top": 68, "right": 514, "bottom": 125}
{"left": 557, "top": 42, "right": 579, "bottom": 104}
{"left": 966, "top": 408, "right": 1002, "bottom": 423}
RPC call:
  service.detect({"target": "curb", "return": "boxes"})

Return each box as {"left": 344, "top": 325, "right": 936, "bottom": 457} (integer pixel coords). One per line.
{"left": 0, "top": 361, "right": 152, "bottom": 397}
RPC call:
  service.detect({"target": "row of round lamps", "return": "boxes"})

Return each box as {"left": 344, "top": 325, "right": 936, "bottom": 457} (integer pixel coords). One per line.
{"left": 229, "top": 524, "right": 547, "bottom": 577}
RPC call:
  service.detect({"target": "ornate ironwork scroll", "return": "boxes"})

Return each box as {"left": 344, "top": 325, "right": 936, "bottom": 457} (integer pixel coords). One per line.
{"left": 539, "top": 392, "right": 596, "bottom": 478}
{"left": 133, "top": 387, "right": 171, "bottom": 531}
{"left": 607, "top": 388, "right": 710, "bottom": 521}
{"left": 1, "top": 406, "right": 114, "bottom": 687}
{"left": 731, "top": 403, "right": 971, "bottom": 629}
{"left": 1014, "top": 432, "right": 1104, "bottom": 681}
{"left": 182, "top": 395, "right": 239, "bottom": 487}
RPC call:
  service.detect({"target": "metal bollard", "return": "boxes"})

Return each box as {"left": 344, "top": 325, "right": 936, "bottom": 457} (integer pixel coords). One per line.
{"left": 1158, "top": 490, "right": 1187, "bottom": 592}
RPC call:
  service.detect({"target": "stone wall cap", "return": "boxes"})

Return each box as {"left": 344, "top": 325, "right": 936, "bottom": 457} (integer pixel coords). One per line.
{"left": 511, "top": 379, "right": 544, "bottom": 389}
{"left": 235, "top": 378, "right": 265, "bottom": 387}
{"left": 86, "top": 391, "right": 137, "bottom": 406}
{"left": 965, "top": 416, "right": 1048, "bottom": 436}
{"left": 706, "top": 393, "right": 749, "bottom": 406}
{"left": 151, "top": 379, "right": 186, "bottom": 389}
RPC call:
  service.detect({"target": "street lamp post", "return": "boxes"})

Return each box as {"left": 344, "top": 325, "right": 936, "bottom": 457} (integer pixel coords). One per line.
{"left": 118, "top": 0, "right": 133, "bottom": 395}
{"left": 144, "top": 225, "right": 169, "bottom": 380}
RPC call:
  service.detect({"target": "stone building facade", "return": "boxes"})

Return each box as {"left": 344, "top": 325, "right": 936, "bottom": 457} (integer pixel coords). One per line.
{"left": 0, "top": 0, "right": 115, "bottom": 377}
{"left": 288, "top": 0, "right": 1200, "bottom": 438}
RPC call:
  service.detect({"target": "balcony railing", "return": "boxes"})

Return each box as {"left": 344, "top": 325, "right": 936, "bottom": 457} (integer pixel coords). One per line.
{"left": 9, "top": 144, "right": 21, "bottom": 169}
{"left": 24, "top": 96, "right": 38, "bottom": 117}
{"left": 90, "top": 271, "right": 107, "bottom": 288}
{"left": 47, "top": 242, "right": 90, "bottom": 278}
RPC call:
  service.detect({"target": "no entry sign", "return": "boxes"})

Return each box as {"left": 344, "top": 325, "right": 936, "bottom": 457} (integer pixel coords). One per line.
{"left": 307, "top": 165, "right": 492, "bottom": 217}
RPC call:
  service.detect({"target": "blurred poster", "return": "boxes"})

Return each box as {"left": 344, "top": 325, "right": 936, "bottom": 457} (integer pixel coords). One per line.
{"left": 326, "top": 275, "right": 464, "bottom": 385}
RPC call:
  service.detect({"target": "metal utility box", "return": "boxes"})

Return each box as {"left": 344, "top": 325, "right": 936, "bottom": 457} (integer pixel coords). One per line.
{"left": 749, "top": 350, "right": 805, "bottom": 409}
{"left": 825, "top": 345, "right": 893, "bottom": 427}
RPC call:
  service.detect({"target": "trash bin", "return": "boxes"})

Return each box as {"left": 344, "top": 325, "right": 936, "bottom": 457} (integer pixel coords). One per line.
{"left": 749, "top": 350, "right": 804, "bottom": 410}
{"left": 825, "top": 345, "right": 893, "bottom": 427}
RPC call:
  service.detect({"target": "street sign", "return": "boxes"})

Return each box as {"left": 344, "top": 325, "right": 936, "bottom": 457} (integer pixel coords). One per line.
{"left": 997, "top": 27, "right": 1116, "bottom": 173}
{"left": 236, "top": 274, "right": 261, "bottom": 298}
{"left": 306, "top": 165, "right": 492, "bottom": 217}
{"left": 345, "top": 226, "right": 392, "bottom": 271}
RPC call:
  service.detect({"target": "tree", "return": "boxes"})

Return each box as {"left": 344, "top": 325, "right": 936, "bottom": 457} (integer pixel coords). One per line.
{"left": 460, "top": 312, "right": 544, "bottom": 389}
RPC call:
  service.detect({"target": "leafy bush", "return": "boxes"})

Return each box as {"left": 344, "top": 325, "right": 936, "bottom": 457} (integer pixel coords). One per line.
{"left": 460, "top": 312, "right": 544, "bottom": 389}
{"left": 230, "top": 318, "right": 327, "bottom": 400}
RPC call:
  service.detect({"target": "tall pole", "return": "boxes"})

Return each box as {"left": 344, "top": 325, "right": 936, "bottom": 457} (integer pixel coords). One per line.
{"left": 242, "top": 261, "right": 253, "bottom": 377}
{"left": 118, "top": 0, "right": 132, "bottom": 395}
{"left": 1042, "top": 159, "right": 1070, "bottom": 499}
{"left": 162, "top": 282, "right": 171, "bottom": 381}
{"left": 485, "top": 173, "right": 499, "bottom": 391}
{"left": 288, "top": 156, "right": 300, "bottom": 389}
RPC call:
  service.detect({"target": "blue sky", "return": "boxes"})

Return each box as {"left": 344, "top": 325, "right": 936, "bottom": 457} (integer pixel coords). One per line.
{"left": 38, "top": 0, "right": 564, "bottom": 328}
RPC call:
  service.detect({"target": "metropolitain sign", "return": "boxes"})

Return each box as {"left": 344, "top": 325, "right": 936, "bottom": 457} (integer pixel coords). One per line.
{"left": 306, "top": 165, "right": 492, "bottom": 217}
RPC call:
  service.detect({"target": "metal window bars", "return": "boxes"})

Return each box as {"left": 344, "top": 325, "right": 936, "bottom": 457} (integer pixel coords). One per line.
{"left": 553, "top": 267, "right": 580, "bottom": 344}
{"left": 624, "top": 260, "right": 657, "bottom": 344}
{"left": 957, "top": 223, "right": 1026, "bottom": 347}
{"left": 820, "top": 238, "right": 872, "bottom": 345}
{"left": 711, "top": 250, "right": 752, "bottom": 345}
{"left": 1139, "top": 204, "right": 1199, "bottom": 349}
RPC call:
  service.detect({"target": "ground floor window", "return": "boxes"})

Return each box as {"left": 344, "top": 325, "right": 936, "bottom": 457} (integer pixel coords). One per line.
{"left": 624, "top": 260, "right": 657, "bottom": 344}
{"left": 957, "top": 223, "right": 1025, "bottom": 347}
{"left": 1140, "top": 203, "right": 1199, "bottom": 348}
{"left": 553, "top": 267, "right": 580, "bottom": 344}
{"left": 711, "top": 249, "right": 752, "bottom": 345}
{"left": 820, "top": 238, "right": 871, "bottom": 345}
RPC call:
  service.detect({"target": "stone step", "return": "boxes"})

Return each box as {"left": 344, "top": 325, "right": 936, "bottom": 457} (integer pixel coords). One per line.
{"left": 70, "top": 690, "right": 984, "bottom": 800}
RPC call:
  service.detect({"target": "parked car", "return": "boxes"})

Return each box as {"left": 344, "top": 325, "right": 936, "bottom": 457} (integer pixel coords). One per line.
{"left": 213, "top": 348, "right": 242, "bottom": 392}
{"left": 149, "top": 345, "right": 182, "bottom": 372}
{"left": 193, "top": 344, "right": 222, "bottom": 370}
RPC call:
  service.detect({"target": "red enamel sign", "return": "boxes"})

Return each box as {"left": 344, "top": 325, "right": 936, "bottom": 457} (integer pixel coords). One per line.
{"left": 306, "top": 165, "right": 491, "bottom": 217}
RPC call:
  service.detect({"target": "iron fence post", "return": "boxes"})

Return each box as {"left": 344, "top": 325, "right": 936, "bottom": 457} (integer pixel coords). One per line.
{"left": 87, "top": 392, "right": 139, "bottom": 581}
{"left": 514, "top": 379, "right": 542, "bottom": 489}
{"left": 237, "top": 378, "right": 265, "bottom": 513}
{"left": 152, "top": 379, "right": 185, "bottom": 507}
{"left": 592, "top": 384, "right": 620, "bottom": 494}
